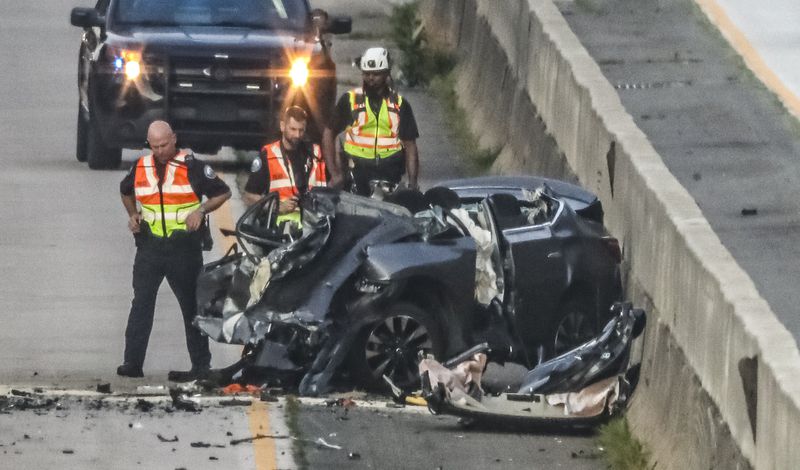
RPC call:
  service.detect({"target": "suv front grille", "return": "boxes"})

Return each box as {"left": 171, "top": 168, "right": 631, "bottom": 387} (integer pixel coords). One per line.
{"left": 169, "top": 58, "right": 278, "bottom": 96}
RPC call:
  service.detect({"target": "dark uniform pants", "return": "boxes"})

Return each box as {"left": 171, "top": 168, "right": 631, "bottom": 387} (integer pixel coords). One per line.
{"left": 124, "top": 240, "right": 210, "bottom": 369}
{"left": 348, "top": 151, "right": 405, "bottom": 196}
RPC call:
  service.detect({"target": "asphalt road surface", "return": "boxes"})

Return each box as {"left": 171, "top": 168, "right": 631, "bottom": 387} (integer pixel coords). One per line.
{"left": 0, "top": 1, "right": 603, "bottom": 469}
{"left": 556, "top": 0, "right": 800, "bottom": 343}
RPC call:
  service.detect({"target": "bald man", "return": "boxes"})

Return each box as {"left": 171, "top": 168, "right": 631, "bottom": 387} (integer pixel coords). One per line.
{"left": 118, "top": 121, "right": 231, "bottom": 381}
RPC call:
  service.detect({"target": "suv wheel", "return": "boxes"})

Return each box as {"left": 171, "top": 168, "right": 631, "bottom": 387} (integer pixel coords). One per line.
{"left": 351, "top": 302, "right": 444, "bottom": 390}
{"left": 552, "top": 298, "right": 598, "bottom": 357}
{"left": 86, "top": 117, "right": 122, "bottom": 170}
{"left": 76, "top": 108, "right": 88, "bottom": 162}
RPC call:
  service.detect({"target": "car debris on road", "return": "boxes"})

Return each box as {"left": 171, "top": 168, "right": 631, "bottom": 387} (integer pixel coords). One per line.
{"left": 421, "top": 302, "right": 645, "bottom": 426}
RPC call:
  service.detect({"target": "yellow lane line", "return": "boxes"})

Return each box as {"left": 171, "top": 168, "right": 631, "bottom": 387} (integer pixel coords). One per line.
{"left": 694, "top": 0, "right": 800, "bottom": 120}
{"left": 210, "top": 170, "right": 278, "bottom": 469}
{"left": 248, "top": 400, "right": 277, "bottom": 470}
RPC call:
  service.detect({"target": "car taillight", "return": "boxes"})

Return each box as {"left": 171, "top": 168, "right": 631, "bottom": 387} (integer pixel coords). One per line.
{"left": 601, "top": 236, "right": 622, "bottom": 263}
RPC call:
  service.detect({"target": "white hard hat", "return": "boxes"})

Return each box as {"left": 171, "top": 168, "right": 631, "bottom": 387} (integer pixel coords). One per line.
{"left": 359, "top": 47, "right": 390, "bottom": 72}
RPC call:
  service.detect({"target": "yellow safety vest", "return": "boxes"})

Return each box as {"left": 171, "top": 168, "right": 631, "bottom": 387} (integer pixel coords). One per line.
{"left": 343, "top": 88, "right": 404, "bottom": 159}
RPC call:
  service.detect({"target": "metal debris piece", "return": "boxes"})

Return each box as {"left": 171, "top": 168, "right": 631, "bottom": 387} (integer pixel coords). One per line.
{"left": 348, "top": 452, "right": 361, "bottom": 460}
{"left": 169, "top": 389, "right": 201, "bottom": 412}
{"left": 157, "top": 434, "right": 179, "bottom": 443}
{"left": 312, "top": 437, "right": 342, "bottom": 450}
{"left": 190, "top": 442, "right": 225, "bottom": 448}
{"left": 134, "top": 399, "right": 154, "bottom": 412}
{"left": 230, "top": 434, "right": 291, "bottom": 446}
{"left": 96, "top": 383, "right": 112, "bottom": 394}
{"left": 136, "top": 385, "right": 167, "bottom": 395}
{"left": 741, "top": 208, "right": 758, "bottom": 216}
{"left": 219, "top": 398, "right": 251, "bottom": 407}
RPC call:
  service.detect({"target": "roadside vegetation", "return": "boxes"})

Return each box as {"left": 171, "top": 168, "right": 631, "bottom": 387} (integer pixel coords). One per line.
{"left": 597, "top": 417, "right": 652, "bottom": 470}
{"left": 285, "top": 395, "right": 310, "bottom": 470}
{"left": 389, "top": 1, "right": 500, "bottom": 173}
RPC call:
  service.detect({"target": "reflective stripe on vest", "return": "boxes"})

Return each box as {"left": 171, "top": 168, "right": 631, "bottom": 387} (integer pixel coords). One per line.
{"left": 263, "top": 142, "right": 326, "bottom": 224}
{"left": 343, "top": 88, "right": 404, "bottom": 159}
{"left": 134, "top": 152, "right": 200, "bottom": 238}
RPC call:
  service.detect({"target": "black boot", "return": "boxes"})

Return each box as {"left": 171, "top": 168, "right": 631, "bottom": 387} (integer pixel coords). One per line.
{"left": 167, "top": 366, "right": 210, "bottom": 382}
{"left": 116, "top": 363, "right": 144, "bottom": 378}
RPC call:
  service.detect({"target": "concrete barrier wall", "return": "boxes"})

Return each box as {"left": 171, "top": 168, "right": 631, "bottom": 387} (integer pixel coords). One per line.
{"left": 420, "top": 1, "right": 800, "bottom": 468}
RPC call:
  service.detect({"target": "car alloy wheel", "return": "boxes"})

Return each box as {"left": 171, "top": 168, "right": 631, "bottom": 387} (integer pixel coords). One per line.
{"left": 355, "top": 302, "right": 444, "bottom": 389}
{"left": 365, "top": 314, "right": 433, "bottom": 387}
{"left": 553, "top": 300, "right": 597, "bottom": 356}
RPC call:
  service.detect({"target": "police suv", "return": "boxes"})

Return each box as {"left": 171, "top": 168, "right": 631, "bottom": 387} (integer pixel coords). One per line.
{"left": 70, "top": 0, "right": 350, "bottom": 169}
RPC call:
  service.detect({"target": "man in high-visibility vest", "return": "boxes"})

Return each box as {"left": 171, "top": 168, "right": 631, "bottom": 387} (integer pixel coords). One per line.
{"left": 243, "top": 106, "right": 327, "bottom": 226}
{"left": 117, "top": 121, "right": 231, "bottom": 380}
{"left": 322, "top": 47, "right": 420, "bottom": 195}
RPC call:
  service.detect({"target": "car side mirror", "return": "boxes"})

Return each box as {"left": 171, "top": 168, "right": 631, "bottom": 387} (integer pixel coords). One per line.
{"left": 326, "top": 16, "right": 352, "bottom": 35}
{"left": 70, "top": 7, "right": 105, "bottom": 28}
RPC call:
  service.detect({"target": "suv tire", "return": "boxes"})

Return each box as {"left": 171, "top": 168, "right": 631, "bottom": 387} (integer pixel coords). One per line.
{"left": 350, "top": 302, "right": 444, "bottom": 390}
{"left": 86, "top": 117, "right": 122, "bottom": 170}
{"left": 76, "top": 108, "right": 88, "bottom": 162}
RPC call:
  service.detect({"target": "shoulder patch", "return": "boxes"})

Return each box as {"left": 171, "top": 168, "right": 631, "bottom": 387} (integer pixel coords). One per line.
{"left": 203, "top": 165, "right": 216, "bottom": 179}
{"left": 250, "top": 157, "right": 262, "bottom": 173}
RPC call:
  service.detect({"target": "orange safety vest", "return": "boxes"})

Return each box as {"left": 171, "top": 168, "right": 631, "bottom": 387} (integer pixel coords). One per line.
{"left": 134, "top": 151, "right": 201, "bottom": 238}
{"left": 263, "top": 141, "right": 326, "bottom": 224}
{"left": 263, "top": 141, "right": 327, "bottom": 200}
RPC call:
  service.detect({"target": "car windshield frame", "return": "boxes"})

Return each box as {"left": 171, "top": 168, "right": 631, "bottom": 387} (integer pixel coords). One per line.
{"left": 110, "top": 0, "right": 310, "bottom": 31}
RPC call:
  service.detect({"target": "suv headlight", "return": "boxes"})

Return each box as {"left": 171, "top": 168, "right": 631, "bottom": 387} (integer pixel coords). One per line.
{"left": 106, "top": 46, "right": 142, "bottom": 80}
{"left": 289, "top": 57, "right": 309, "bottom": 87}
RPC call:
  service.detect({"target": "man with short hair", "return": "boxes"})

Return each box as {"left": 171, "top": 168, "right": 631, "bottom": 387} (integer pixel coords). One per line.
{"left": 117, "top": 120, "right": 231, "bottom": 380}
{"left": 243, "top": 106, "right": 327, "bottom": 225}
{"left": 322, "top": 46, "right": 420, "bottom": 195}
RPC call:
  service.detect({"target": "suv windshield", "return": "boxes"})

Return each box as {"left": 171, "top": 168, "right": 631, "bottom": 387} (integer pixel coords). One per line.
{"left": 113, "top": 0, "right": 308, "bottom": 30}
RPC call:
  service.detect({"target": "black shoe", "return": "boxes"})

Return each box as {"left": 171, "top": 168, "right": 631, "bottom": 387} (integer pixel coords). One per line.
{"left": 167, "top": 366, "right": 210, "bottom": 382}
{"left": 116, "top": 363, "right": 144, "bottom": 378}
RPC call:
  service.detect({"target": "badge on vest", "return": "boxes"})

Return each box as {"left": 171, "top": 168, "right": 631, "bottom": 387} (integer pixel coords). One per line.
{"left": 251, "top": 157, "right": 262, "bottom": 173}
{"left": 204, "top": 165, "right": 216, "bottom": 179}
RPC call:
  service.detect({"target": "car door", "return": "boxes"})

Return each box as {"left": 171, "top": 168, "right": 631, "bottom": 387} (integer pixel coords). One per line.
{"left": 485, "top": 193, "right": 568, "bottom": 359}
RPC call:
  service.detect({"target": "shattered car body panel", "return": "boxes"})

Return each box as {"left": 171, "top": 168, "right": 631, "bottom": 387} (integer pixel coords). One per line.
{"left": 195, "top": 176, "right": 623, "bottom": 395}
{"left": 421, "top": 303, "right": 645, "bottom": 426}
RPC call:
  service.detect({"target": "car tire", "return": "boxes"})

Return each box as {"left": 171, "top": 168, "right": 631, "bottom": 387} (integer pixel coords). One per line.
{"left": 350, "top": 302, "right": 445, "bottom": 390}
{"left": 551, "top": 297, "right": 599, "bottom": 357}
{"left": 76, "top": 108, "right": 89, "bottom": 162}
{"left": 86, "top": 118, "right": 122, "bottom": 170}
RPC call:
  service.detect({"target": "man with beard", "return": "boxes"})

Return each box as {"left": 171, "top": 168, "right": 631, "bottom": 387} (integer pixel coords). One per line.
{"left": 322, "top": 47, "right": 420, "bottom": 195}
{"left": 243, "top": 106, "right": 327, "bottom": 227}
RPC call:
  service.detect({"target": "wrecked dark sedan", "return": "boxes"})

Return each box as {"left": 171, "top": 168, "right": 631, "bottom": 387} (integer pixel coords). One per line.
{"left": 194, "top": 176, "right": 622, "bottom": 395}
